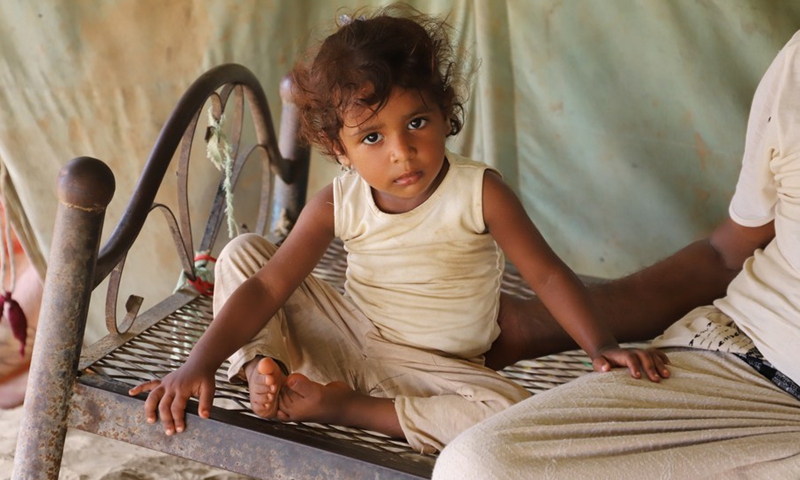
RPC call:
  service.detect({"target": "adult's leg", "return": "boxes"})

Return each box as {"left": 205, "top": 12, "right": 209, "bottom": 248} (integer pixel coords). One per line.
{"left": 434, "top": 349, "right": 800, "bottom": 479}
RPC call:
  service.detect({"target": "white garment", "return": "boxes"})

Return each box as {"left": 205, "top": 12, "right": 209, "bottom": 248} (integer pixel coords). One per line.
{"left": 653, "top": 30, "right": 800, "bottom": 385}
{"left": 333, "top": 150, "right": 504, "bottom": 358}
{"left": 219, "top": 233, "right": 530, "bottom": 453}
{"left": 220, "top": 150, "right": 530, "bottom": 453}
{"left": 433, "top": 350, "right": 800, "bottom": 480}
{"left": 716, "top": 30, "right": 800, "bottom": 385}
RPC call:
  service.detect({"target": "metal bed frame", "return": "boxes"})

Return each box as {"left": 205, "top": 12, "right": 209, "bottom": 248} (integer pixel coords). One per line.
{"left": 12, "top": 64, "right": 596, "bottom": 479}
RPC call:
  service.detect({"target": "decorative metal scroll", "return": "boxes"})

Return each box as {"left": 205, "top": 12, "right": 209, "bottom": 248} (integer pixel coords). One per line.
{"left": 102, "top": 73, "right": 282, "bottom": 335}
{"left": 92, "top": 64, "right": 295, "bottom": 288}
{"left": 105, "top": 203, "right": 193, "bottom": 335}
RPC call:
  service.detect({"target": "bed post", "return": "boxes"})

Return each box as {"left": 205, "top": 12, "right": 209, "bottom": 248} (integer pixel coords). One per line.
{"left": 12, "top": 157, "right": 115, "bottom": 479}
{"left": 268, "top": 75, "right": 310, "bottom": 240}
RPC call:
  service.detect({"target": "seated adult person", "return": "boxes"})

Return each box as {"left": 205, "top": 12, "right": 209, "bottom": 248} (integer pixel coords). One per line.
{"left": 434, "top": 30, "right": 800, "bottom": 479}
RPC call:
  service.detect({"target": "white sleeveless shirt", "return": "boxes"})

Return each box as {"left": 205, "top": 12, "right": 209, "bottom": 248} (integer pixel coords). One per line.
{"left": 333, "top": 150, "right": 503, "bottom": 358}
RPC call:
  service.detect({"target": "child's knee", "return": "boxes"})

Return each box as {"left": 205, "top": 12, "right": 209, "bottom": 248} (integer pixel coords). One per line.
{"left": 217, "top": 233, "right": 277, "bottom": 269}
{"left": 214, "top": 234, "right": 278, "bottom": 314}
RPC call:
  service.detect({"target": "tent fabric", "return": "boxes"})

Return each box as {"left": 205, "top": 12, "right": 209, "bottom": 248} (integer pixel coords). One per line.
{"left": 0, "top": 0, "right": 799, "bottom": 344}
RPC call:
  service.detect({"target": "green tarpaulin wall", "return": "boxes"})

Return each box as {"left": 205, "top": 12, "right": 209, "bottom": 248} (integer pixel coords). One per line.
{"left": 1, "top": 0, "right": 798, "bottom": 343}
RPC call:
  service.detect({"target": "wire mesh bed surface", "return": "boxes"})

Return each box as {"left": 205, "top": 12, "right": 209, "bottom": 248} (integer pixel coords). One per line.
{"left": 75, "top": 239, "right": 596, "bottom": 479}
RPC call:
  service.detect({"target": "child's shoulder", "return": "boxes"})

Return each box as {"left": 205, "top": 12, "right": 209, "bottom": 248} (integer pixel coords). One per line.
{"left": 446, "top": 149, "right": 488, "bottom": 168}
{"left": 446, "top": 150, "right": 500, "bottom": 177}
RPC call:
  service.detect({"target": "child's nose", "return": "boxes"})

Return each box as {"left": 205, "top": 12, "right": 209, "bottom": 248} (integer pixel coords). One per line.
{"left": 390, "top": 136, "right": 415, "bottom": 163}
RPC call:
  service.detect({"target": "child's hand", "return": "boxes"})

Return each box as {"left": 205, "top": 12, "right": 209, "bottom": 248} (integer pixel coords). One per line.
{"left": 591, "top": 347, "right": 670, "bottom": 382}
{"left": 128, "top": 361, "right": 217, "bottom": 435}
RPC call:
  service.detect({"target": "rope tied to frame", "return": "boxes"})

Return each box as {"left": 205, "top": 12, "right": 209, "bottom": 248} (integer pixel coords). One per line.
{"left": 206, "top": 107, "right": 238, "bottom": 239}
{"left": 0, "top": 162, "right": 27, "bottom": 356}
{"left": 172, "top": 108, "right": 237, "bottom": 298}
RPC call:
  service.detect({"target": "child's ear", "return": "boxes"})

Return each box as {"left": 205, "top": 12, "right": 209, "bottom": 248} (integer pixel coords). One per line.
{"left": 337, "top": 154, "right": 352, "bottom": 168}
{"left": 331, "top": 140, "right": 350, "bottom": 166}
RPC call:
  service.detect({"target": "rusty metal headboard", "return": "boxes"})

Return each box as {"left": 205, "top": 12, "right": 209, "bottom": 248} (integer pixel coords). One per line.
{"left": 14, "top": 63, "right": 310, "bottom": 478}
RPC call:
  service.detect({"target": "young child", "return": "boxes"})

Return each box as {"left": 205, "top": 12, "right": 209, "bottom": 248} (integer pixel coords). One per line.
{"left": 130, "top": 4, "right": 669, "bottom": 453}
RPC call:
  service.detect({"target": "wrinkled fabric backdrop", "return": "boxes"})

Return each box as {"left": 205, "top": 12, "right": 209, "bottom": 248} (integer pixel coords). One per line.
{"left": 1, "top": 0, "right": 799, "bottom": 344}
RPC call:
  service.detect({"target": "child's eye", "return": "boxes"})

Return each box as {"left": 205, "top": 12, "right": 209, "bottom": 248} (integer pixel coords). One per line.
{"left": 362, "top": 132, "right": 382, "bottom": 145}
{"left": 408, "top": 117, "right": 427, "bottom": 130}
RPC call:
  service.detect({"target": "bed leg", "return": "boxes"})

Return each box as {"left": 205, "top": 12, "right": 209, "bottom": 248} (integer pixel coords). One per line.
{"left": 12, "top": 157, "right": 115, "bottom": 479}
{"left": 268, "top": 75, "right": 310, "bottom": 240}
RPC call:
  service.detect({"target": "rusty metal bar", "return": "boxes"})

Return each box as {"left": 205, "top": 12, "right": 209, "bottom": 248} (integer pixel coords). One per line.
{"left": 266, "top": 75, "right": 311, "bottom": 241}
{"left": 70, "top": 376, "right": 431, "bottom": 479}
{"left": 12, "top": 157, "right": 115, "bottom": 480}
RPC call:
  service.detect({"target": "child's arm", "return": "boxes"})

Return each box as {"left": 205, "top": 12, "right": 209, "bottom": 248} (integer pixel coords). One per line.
{"left": 128, "top": 184, "right": 337, "bottom": 434}
{"left": 482, "top": 171, "right": 669, "bottom": 381}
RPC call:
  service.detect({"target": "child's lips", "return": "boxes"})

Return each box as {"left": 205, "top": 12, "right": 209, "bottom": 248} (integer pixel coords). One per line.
{"left": 395, "top": 171, "right": 422, "bottom": 185}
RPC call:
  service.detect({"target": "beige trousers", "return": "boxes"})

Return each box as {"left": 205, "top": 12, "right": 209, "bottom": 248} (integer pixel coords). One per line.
{"left": 433, "top": 349, "right": 800, "bottom": 479}
{"left": 214, "top": 233, "right": 530, "bottom": 453}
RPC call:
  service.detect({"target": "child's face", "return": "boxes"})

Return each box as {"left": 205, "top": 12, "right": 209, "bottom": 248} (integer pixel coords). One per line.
{"left": 337, "top": 87, "right": 449, "bottom": 214}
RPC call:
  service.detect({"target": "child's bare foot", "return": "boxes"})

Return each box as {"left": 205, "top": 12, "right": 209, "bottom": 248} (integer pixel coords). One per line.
{"left": 244, "top": 357, "right": 287, "bottom": 418}
{"left": 275, "top": 373, "right": 354, "bottom": 424}
{"left": 276, "top": 373, "right": 403, "bottom": 438}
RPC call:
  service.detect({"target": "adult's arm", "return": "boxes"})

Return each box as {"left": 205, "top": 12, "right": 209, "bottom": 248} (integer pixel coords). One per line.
{"left": 597, "top": 217, "right": 774, "bottom": 339}
{"left": 486, "top": 217, "right": 775, "bottom": 368}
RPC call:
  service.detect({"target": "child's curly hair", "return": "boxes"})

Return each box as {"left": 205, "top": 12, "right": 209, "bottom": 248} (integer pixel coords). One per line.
{"left": 291, "top": 4, "right": 467, "bottom": 158}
